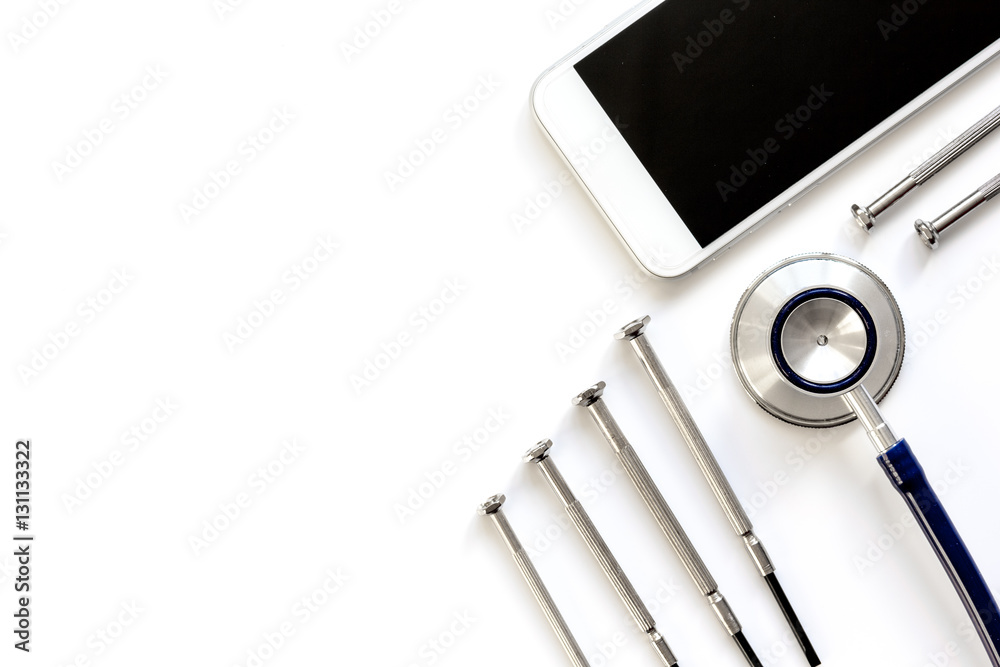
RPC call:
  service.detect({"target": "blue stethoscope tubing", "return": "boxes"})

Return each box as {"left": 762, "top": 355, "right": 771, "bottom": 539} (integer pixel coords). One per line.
{"left": 877, "top": 438, "right": 1000, "bottom": 660}
{"left": 732, "top": 254, "right": 1000, "bottom": 666}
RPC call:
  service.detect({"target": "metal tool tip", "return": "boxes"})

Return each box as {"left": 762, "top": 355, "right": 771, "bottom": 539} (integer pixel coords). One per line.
{"left": 764, "top": 573, "right": 820, "bottom": 666}
{"left": 476, "top": 494, "right": 505, "bottom": 515}
{"left": 571, "top": 381, "right": 606, "bottom": 407}
{"left": 732, "top": 631, "right": 764, "bottom": 667}
{"left": 915, "top": 219, "right": 939, "bottom": 249}
{"left": 614, "top": 315, "right": 651, "bottom": 340}
{"left": 851, "top": 204, "right": 875, "bottom": 232}
{"left": 647, "top": 630, "right": 678, "bottom": 667}
{"left": 522, "top": 439, "right": 553, "bottom": 463}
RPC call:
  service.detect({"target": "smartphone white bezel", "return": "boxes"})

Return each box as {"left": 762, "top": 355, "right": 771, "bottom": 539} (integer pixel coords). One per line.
{"left": 530, "top": 0, "right": 1000, "bottom": 278}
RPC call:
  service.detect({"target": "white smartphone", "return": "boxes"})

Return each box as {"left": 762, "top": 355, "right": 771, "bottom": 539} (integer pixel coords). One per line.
{"left": 532, "top": 0, "right": 1000, "bottom": 278}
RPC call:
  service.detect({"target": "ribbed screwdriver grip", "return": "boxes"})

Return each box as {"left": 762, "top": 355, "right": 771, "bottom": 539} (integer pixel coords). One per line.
{"left": 488, "top": 508, "right": 593, "bottom": 667}
{"left": 979, "top": 172, "right": 1000, "bottom": 201}
{"left": 616, "top": 444, "right": 717, "bottom": 595}
{"left": 509, "top": 548, "right": 592, "bottom": 667}
{"left": 631, "top": 335, "right": 753, "bottom": 536}
{"left": 564, "top": 500, "right": 656, "bottom": 631}
{"left": 910, "top": 105, "right": 1000, "bottom": 185}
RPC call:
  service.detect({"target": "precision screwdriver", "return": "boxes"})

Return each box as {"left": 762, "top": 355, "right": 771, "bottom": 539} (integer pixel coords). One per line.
{"left": 574, "top": 382, "right": 764, "bottom": 667}
{"left": 524, "top": 439, "right": 680, "bottom": 667}
{"left": 617, "top": 316, "right": 820, "bottom": 666}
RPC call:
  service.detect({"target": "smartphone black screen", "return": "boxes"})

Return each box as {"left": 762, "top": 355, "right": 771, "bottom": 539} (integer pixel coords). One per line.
{"left": 575, "top": 0, "right": 1000, "bottom": 247}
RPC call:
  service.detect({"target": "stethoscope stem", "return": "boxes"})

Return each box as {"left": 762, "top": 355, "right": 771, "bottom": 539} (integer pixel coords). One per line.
{"left": 842, "top": 385, "right": 897, "bottom": 453}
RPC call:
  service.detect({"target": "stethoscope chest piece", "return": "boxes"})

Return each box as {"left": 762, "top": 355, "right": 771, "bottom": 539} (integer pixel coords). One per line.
{"left": 732, "top": 253, "right": 1000, "bottom": 666}
{"left": 731, "top": 253, "right": 905, "bottom": 427}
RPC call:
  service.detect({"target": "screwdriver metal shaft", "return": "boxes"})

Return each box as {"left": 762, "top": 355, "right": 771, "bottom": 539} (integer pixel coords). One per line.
{"left": 574, "top": 382, "right": 762, "bottom": 667}
{"left": 478, "top": 494, "right": 592, "bottom": 667}
{"left": 852, "top": 103, "right": 1000, "bottom": 231}
{"left": 617, "top": 316, "right": 820, "bottom": 666}
{"left": 524, "top": 440, "right": 679, "bottom": 667}
{"left": 915, "top": 171, "right": 1000, "bottom": 248}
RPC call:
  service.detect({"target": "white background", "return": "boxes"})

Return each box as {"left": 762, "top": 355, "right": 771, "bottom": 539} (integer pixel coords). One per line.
{"left": 3, "top": 1, "right": 1000, "bottom": 666}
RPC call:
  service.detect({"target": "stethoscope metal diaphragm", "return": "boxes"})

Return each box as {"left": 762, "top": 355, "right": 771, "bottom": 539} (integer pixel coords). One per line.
{"left": 730, "top": 253, "right": 905, "bottom": 427}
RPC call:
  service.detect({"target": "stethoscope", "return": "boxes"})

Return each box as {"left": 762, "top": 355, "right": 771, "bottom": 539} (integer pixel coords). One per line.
{"left": 730, "top": 253, "right": 1000, "bottom": 666}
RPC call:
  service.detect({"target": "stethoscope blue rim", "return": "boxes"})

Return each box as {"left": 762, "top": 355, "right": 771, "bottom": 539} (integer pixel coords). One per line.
{"left": 769, "top": 287, "right": 878, "bottom": 395}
